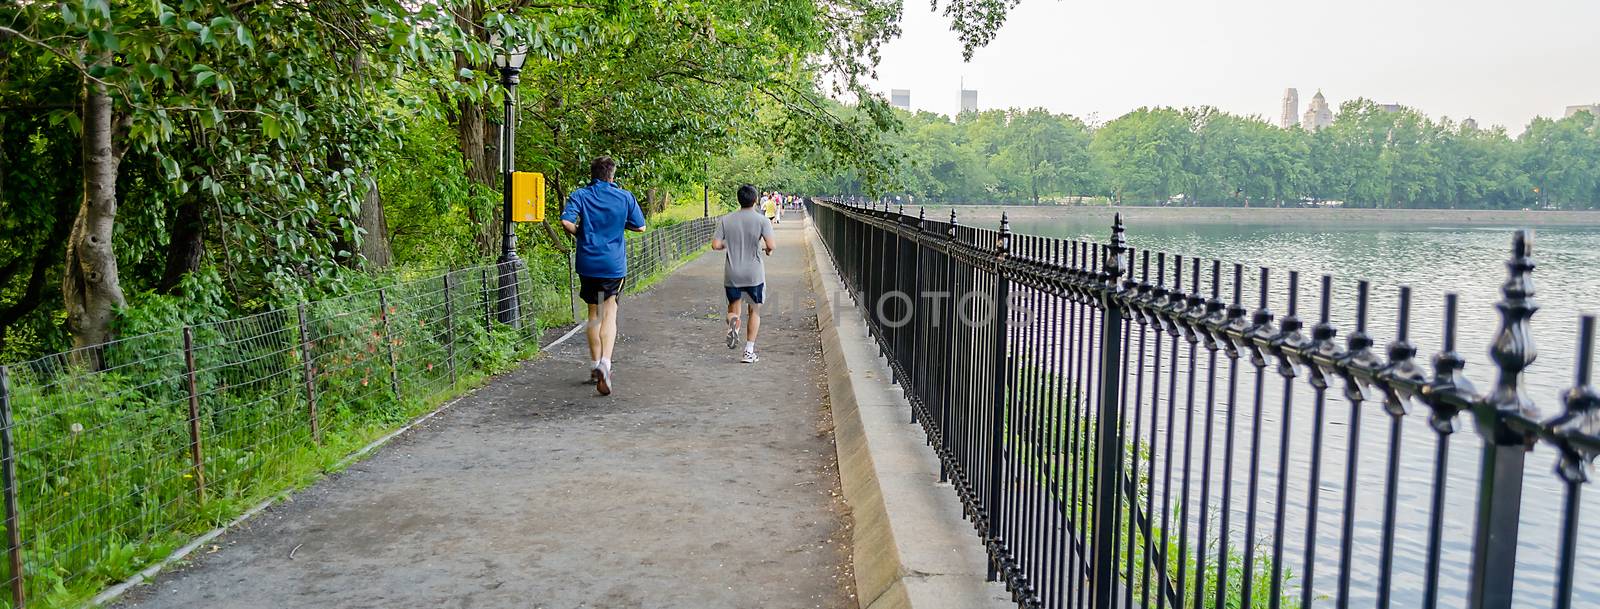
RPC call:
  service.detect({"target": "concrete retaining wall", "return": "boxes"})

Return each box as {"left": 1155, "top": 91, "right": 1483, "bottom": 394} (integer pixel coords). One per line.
{"left": 804, "top": 220, "right": 1011, "bottom": 609}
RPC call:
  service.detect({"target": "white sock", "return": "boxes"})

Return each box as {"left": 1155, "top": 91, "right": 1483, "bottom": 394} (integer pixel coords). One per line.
{"left": 744, "top": 341, "right": 755, "bottom": 353}
{"left": 600, "top": 357, "right": 611, "bottom": 369}
{"left": 591, "top": 360, "right": 600, "bottom": 370}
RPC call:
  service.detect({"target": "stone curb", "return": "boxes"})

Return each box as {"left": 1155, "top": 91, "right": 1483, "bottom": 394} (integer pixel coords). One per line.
{"left": 803, "top": 219, "right": 1011, "bottom": 609}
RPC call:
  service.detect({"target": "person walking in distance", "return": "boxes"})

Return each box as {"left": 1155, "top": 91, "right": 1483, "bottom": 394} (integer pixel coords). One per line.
{"left": 560, "top": 156, "right": 646, "bottom": 395}
{"left": 713, "top": 184, "right": 775, "bottom": 363}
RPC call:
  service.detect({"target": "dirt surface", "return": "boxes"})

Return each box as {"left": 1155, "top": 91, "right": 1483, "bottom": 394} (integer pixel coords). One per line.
{"left": 115, "top": 222, "right": 854, "bottom": 609}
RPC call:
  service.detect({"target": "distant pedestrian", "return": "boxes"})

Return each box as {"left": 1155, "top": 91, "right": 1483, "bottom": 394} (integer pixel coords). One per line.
{"left": 763, "top": 192, "right": 778, "bottom": 223}
{"left": 560, "top": 156, "right": 647, "bottom": 395}
{"left": 713, "top": 184, "right": 775, "bottom": 363}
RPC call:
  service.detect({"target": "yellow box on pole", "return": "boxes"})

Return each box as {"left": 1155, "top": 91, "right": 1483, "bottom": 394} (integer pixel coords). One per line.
{"left": 511, "top": 172, "right": 544, "bottom": 222}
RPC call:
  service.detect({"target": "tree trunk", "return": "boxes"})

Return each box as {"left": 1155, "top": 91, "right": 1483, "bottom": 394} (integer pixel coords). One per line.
{"left": 63, "top": 85, "right": 127, "bottom": 351}
{"left": 453, "top": 0, "right": 497, "bottom": 257}
{"left": 157, "top": 194, "right": 204, "bottom": 294}
{"left": 358, "top": 181, "right": 392, "bottom": 268}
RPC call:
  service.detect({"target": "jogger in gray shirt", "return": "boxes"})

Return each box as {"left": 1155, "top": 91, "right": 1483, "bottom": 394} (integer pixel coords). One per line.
{"left": 712, "top": 184, "right": 775, "bottom": 363}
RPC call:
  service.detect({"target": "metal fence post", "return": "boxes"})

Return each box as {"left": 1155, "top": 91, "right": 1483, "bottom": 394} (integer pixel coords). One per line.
{"left": 911, "top": 208, "right": 925, "bottom": 424}
{"left": 1092, "top": 215, "right": 1129, "bottom": 609}
{"left": 379, "top": 288, "right": 401, "bottom": 399}
{"left": 297, "top": 303, "right": 320, "bottom": 443}
{"left": 940, "top": 209, "right": 958, "bottom": 484}
{"left": 0, "top": 366, "right": 24, "bottom": 609}
{"left": 181, "top": 327, "right": 206, "bottom": 505}
{"left": 987, "top": 214, "right": 1012, "bottom": 581}
{"left": 443, "top": 272, "right": 458, "bottom": 386}
{"left": 1467, "top": 230, "right": 1539, "bottom": 609}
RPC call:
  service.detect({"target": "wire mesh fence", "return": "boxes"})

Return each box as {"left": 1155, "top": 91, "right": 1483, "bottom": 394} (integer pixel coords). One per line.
{"left": 0, "top": 215, "right": 716, "bottom": 608}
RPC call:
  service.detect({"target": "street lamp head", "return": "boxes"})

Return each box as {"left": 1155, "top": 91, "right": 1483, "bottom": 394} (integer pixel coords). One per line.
{"left": 489, "top": 32, "right": 528, "bottom": 71}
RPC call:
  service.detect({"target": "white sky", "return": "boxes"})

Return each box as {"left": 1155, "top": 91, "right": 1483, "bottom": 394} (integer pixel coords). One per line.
{"left": 867, "top": 0, "right": 1600, "bottom": 132}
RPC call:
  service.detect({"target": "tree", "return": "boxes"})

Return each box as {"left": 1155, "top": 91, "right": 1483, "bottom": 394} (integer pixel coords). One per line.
{"left": 1091, "top": 107, "right": 1193, "bottom": 204}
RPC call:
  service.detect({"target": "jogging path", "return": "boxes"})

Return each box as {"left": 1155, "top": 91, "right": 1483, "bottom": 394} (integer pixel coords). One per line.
{"left": 115, "top": 222, "right": 854, "bottom": 609}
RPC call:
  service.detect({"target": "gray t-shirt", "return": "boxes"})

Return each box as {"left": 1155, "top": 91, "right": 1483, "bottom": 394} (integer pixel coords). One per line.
{"left": 715, "top": 209, "right": 774, "bottom": 287}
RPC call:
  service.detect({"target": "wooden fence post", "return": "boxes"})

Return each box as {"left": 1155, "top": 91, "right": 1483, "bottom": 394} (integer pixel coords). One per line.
{"left": 379, "top": 289, "right": 401, "bottom": 399}
{"left": 297, "top": 304, "right": 320, "bottom": 443}
{"left": 0, "top": 366, "right": 25, "bottom": 609}
{"left": 443, "top": 272, "right": 458, "bottom": 386}
{"left": 181, "top": 327, "right": 207, "bottom": 505}
{"left": 482, "top": 268, "right": 493, "bottom": 330}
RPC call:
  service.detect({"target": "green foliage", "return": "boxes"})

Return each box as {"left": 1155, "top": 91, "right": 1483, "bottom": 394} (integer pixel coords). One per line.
{"left": 807, "top": 103, "right": 1600, "bottom": 209}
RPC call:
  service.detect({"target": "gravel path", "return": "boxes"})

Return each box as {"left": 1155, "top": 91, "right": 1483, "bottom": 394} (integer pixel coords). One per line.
{"left": 115, "top": 222, "right": 853, "bottom": 609}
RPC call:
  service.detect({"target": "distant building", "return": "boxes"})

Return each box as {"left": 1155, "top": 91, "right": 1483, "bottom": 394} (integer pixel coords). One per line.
{"left": 1566, "top": 103, "right": 1600, "bottom": 118}
{"left": 960, "top": 89, "right": 978, "bottom": 113}
{"left": 1377, "top": 103, "right": 1403, "bottom": 113}
{"left": 1462, "top": 118, "right": 1479, "bottom": 131}
{"left": 1280, "top": 88, "right": 1300, "bottom": 129}
{"left": 890, "top": 89, "right": 911, "bottom": 110}
{"left": 1302, "top": 90, "right": 1334, "bottom": 131}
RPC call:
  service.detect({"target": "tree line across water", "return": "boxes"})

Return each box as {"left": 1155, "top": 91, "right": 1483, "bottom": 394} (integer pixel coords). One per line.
{"left": 800, "top": 101, "right": 1600, "bottom": 211}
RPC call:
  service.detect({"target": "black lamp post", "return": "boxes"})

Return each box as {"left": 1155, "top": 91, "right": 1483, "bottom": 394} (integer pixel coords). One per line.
{"left": 492, "top": 34, "right": 527, "bottom": 327}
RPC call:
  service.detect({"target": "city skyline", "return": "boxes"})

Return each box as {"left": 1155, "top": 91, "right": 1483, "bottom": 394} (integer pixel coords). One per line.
{"left": 865, "top": 0, "right": 1600, "bottom": 132}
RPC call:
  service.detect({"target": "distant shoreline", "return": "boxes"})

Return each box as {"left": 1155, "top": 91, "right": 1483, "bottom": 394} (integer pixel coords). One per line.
{"left": 914, "top": 205, "right": 1600, "bottom": 228}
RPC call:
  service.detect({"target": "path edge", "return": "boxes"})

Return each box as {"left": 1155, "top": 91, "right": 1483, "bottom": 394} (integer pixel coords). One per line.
{"left": 803, "top": 219, "right": 1010, "bottom": 609}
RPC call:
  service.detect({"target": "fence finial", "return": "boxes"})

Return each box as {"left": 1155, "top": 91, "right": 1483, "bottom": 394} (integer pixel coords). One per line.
{"left": 1423, "top": 294, "right": 1474, "bottom": 433}
{"left": 997, "top": 212, "right": 1010, "bottom": 259}
{"left": 949, "top": 209, "right": 958, "bottom": 238}
{"left": 1486, "top": 229, "right": 1540, "bottom": 436}
{"left": 1552, "top": 315, "right": 1599, "bottom": 483}
{"left": 917, "top": 207, "right": 926, "bottom": 233}
{"left": 1104, "top": 213, "right": 1127, "bottom": 289}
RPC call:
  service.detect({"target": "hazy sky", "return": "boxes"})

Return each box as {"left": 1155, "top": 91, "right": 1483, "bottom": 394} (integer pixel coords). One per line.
{"left": 866, "top": 0, "right": 1600, "bottom": 132}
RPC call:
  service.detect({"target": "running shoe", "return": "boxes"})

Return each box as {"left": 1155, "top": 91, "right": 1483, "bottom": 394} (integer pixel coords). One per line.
{"left": 726, "top": 318, "right": 741, "bottom": 349}
{"left": 596, "top": 361, "right": 612, "bottom": 396}
{"left": 740, "top": 350, "right": 759, "bottom": 364}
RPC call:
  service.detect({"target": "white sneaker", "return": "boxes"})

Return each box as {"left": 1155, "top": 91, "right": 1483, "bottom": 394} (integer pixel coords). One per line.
{"left": 596, "top": 361, "right": 613, "bottom": 396}
{"left": 740, "top": 350, "right": 759, "bottom": 364}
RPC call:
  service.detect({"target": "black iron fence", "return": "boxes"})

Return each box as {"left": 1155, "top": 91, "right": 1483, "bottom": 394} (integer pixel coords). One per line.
{"left": 0, "top": 215, "right": 716, "bottom": 608}
{"left": 807, "top": 198, "right": 1598, "bottom": 609}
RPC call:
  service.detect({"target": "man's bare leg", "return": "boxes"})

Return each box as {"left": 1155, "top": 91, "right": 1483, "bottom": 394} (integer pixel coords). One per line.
{"left": 726, "top": 299, "right": 742, "bottom": 343}
{"left": 739, "top": 300, "right": 762, "bottom": 363}
{"left": 585, "top": 303, "right": 603, "bottom": 362}
{"left": 599, "top": 296, "right": 620, "bottom": 363}
{"left": 585, "top": 302, "right": 605, "bottom": 386}
{"left": 745, "top": 301, "right": 762, "bottom": 344}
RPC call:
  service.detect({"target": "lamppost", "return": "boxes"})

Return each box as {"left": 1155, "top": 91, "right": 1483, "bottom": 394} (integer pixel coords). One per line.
{"left": 492, "top": 34, "right": 527, "bottom": 327}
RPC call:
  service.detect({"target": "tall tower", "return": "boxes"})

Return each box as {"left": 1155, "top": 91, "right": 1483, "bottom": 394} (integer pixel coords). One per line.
{"left": 890, "top": 89, "right": 911, "bottom": 110}
{"left": 1280, "top": 88, "right": 1300, "bottom": 129}
{"left": 1302, "top": 90, "right": 1334, "bottom": 131}
{"left": 960, "top": 89, "right": 978, "bottom": 113}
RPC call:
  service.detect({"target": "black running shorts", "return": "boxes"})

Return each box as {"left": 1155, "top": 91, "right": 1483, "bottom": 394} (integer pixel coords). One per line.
{"left": 579, "top": 276, "right": 626, "bottom": 304}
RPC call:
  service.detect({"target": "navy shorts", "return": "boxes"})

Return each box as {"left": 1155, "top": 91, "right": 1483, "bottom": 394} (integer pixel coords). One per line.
{"left": 725, "top": 284, "right": 765, "bottom": 304}
{"left": 579, "top": 276, "right": 626, "bottom": 305}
